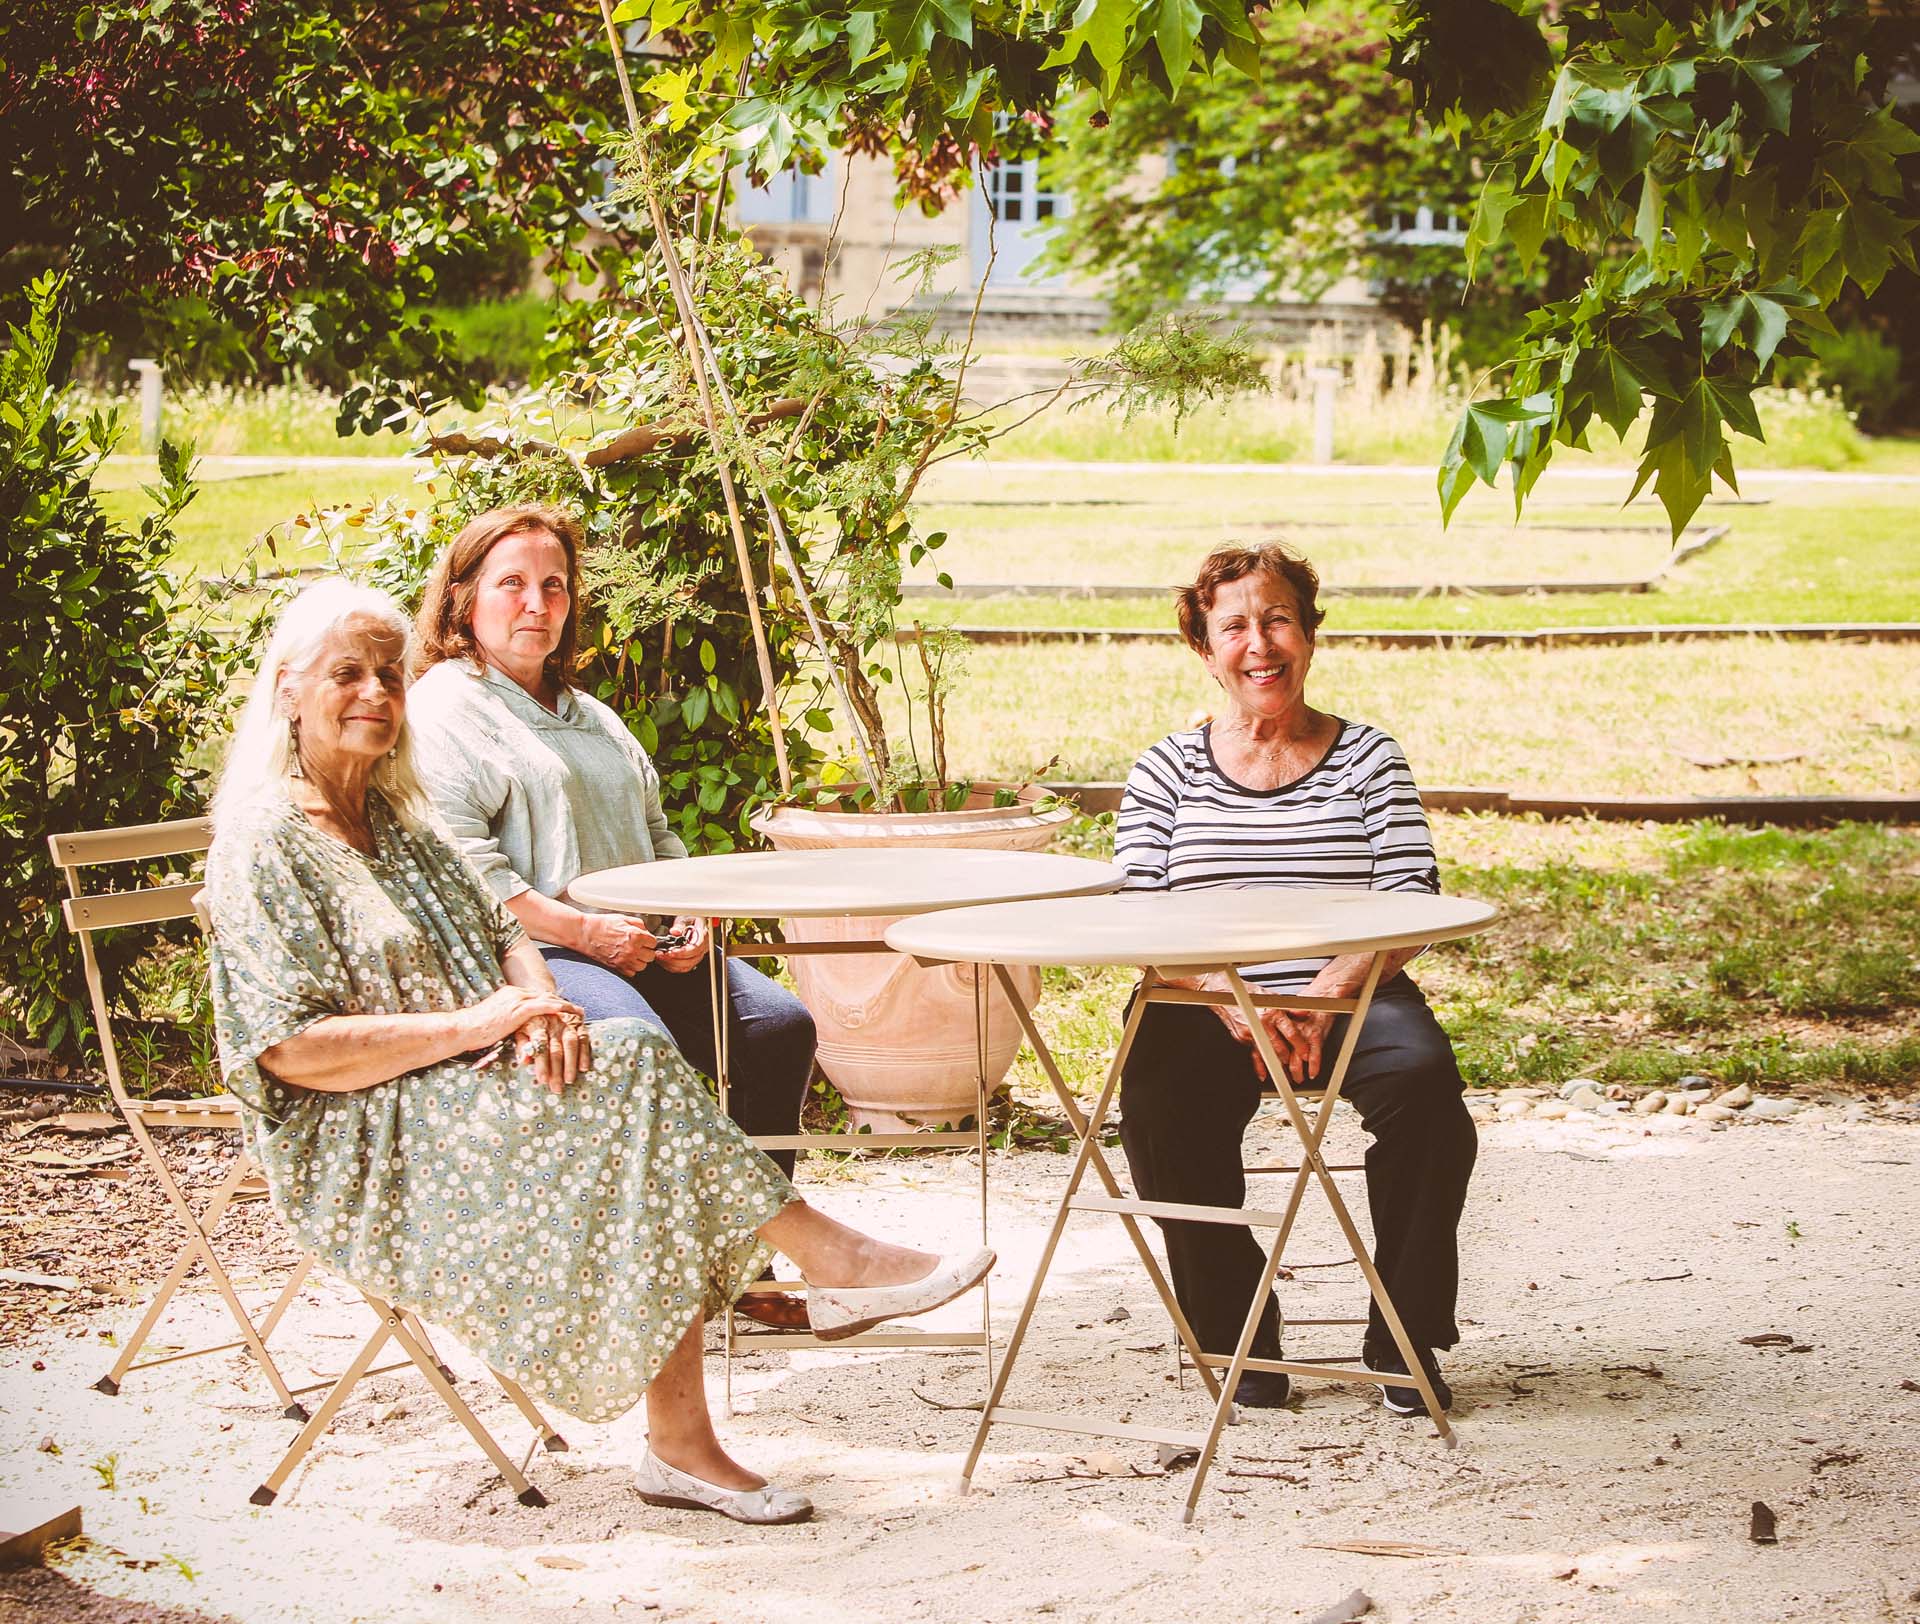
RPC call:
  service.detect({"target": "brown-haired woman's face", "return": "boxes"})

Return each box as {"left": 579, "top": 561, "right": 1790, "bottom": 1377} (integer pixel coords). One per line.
{"left": 1200, "top": 571, "right": 1314, "bottom": 720}
{"left": 468, "top": 528, "right": 570, "bottom": 681}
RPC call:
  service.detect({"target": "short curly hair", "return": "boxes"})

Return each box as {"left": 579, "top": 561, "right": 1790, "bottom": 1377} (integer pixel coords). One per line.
{"left": 1175, "top": 542, "right": 1326, "bottom": 653}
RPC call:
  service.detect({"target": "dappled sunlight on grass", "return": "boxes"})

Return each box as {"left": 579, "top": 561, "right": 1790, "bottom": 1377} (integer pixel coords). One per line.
{"left": 923, "top": 639, "right": 1920, "bottom": 795}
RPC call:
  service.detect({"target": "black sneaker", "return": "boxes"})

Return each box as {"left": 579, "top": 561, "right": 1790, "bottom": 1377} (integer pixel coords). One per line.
{"left": 1231, "top": 1367, "right": 1293, "bottom": 1409}
{"left": 1366, "top": 1342, "right": 1452, "bottom": 1416}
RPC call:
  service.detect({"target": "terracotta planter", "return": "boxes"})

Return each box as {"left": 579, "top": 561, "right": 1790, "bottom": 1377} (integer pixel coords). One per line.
{"left": 748, "top": 786, "right": 1073, "bottom": 1130}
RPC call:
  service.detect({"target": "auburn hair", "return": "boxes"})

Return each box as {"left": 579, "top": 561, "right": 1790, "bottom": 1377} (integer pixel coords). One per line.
{"left": 412, "top": 505, "right": 585, "bottom": 684}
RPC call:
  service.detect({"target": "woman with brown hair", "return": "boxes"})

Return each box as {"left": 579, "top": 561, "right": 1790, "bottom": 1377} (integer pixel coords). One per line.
{"left": 406, "top": 505, "right": 816, "bottom": 1328}
{"left": 1116, "top": 541, "right": 1477, "bottom": 1417}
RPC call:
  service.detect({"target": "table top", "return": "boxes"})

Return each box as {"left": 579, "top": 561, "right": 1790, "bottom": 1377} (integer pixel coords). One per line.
{"left": 883, "top": 887, "right": 1498, "bottom": 968}
{"left": 566, "top": 848, "right": 1126, "bottom": 919}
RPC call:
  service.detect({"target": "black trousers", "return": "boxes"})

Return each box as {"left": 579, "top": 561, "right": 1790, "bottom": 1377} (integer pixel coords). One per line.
{"left": 1118, "top": 974, "right": 1475, "bottom": 1361}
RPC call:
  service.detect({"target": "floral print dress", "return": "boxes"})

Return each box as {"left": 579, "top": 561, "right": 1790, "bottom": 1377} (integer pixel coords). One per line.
{"left": 204, "top": 793, "right": 794, "bottom": 1423}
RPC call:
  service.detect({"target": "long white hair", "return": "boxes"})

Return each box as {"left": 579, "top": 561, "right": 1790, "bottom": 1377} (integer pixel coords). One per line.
{"left": 211, "top": 578, "right": 434, "bottom": 833}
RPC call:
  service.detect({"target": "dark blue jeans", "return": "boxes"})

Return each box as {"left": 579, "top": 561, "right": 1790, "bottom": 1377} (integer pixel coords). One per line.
{"left": 1118, "top": 974, "right": 1476, "bottom": 1361}
{"left": 540, "top": 947, "right": 816, "bottom": 1178}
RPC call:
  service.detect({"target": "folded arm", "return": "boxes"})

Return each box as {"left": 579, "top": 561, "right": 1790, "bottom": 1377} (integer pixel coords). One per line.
{"left": 258, "top": 939, "right": 584, "bottom": 1094}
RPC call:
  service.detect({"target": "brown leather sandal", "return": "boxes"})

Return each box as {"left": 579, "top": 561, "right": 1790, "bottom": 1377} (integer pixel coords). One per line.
{"left": 733, "top": 1290, "right": 812, "bottom": 1331}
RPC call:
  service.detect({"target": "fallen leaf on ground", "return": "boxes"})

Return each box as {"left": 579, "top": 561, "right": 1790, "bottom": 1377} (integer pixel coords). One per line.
{"left": 534, "top": 1554, "right": 587, "bottom": 1571}
{"left": 1156, "top": 1443, "right": 1199, "bottom": 1471}
{"left": 1740, "top": 1334, "right": 1794, "bottom": 1347}
{"left": 1749, "top": 1501, "right": 1778, "bottom": 1544}
{"left": 48, "top": 1113, "right": 121, "bottom": 1135}
{"left": 0, "top": 1269, "right": 82, "bottom": 1291}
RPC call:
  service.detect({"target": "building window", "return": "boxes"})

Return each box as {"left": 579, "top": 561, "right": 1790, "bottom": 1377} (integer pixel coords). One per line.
{"left": 1374, "top": 203, "right": 1467, "bottom": 245}
{"left": 736, "top": 161, "right": 837, "bottom": 226}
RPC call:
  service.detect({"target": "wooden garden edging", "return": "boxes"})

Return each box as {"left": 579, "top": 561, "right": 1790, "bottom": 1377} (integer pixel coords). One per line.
{"left": 1046, "top": 783, "right": 1920, "bottom": 827}
{"left": 909, "top": 622, "right": 1920, "bottom": 649}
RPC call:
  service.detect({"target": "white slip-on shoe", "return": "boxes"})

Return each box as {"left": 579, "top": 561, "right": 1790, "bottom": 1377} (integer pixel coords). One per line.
{"left": 634, "top": 1450, "right": 813, "bottom": 1525}
{"left": 805, "top": 1246, "right": 996, "bottom": 1342}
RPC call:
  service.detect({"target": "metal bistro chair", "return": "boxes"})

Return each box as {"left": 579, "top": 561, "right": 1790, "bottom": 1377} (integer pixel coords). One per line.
{"left": 54, "top": 818, "right": 565, "bottom": 1507}
{"left": 50, "top": 817, "right": 321, "bottom": 1416}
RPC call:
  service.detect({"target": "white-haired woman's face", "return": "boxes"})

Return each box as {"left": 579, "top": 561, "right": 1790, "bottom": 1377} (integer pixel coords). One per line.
{"left": 282, "top": 614, "right": 407, "bottom": 772}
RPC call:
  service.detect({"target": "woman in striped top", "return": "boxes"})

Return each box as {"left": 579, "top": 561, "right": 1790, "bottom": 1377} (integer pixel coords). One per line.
{"left": 1116, "top": 543, "right": 1476, "bottom": 1417}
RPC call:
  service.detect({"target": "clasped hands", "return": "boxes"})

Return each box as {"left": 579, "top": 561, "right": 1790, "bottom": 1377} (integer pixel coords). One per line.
{"left": 573, "top": 911, "right": 709, "bottom": 976}
{"left": 467, "top": 984, "right": 592, "bottom": 1095}
{"left": 1208, "top": 977, "right": 1347, "bottom": 1085}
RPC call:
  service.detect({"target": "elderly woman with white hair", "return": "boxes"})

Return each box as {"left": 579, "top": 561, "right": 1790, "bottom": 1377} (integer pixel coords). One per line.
{"left": 203, "top": 578, "right": 991, "bottom": 1525}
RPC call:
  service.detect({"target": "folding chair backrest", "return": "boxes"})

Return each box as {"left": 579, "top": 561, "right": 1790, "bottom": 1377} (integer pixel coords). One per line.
{"left": 49, "top": 818, "right": 239, "bottom": 1129}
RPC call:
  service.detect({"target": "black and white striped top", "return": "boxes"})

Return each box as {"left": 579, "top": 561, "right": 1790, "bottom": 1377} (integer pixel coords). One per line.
{"left": 1116, "top": 719, "right": 1439, "bottom": 991}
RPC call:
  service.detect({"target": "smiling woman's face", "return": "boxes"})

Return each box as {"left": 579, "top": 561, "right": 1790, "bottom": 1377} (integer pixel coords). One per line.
{"left": 284, "top": 615, "right": 407, "bottom": 773}
{"left": 1199, "top": 570, "right": 1315, "bottom": 723}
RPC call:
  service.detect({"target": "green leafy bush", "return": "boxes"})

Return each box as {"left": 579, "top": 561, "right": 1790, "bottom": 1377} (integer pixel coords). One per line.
{"left": 1, "top": 277, "right": 251, "bottom": 1056}
{"left": 1803, "top": 328, "right": 1905, "bottom": 435}
{"left": 428, "top": 298, "right": 555, "bottom": 390}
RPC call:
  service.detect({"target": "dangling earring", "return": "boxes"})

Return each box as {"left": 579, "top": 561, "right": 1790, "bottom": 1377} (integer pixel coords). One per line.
{"left": 286, "top": 715, "right": 304, "bottom": 779}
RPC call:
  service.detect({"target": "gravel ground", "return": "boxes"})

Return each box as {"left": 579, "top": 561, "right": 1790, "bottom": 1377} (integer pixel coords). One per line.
{"left": 2, "top": 1099, "right": 1917, "bottom": 1624}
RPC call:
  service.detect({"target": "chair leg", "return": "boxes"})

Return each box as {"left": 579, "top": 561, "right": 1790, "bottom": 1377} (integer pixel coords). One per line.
{"left": 400, "top": 1314, "right": 459, "bottom": 1384}
{"left": 97, "top": 1152, "right": 308, "bottom": 1415}
{"left": 375, "top": 1298, "right": 547, "bottom": 1507}
{"left": 252, "top": 1317, "right": 396, "bottom": 1505}
{"left": 488, "top": 1366, "right": 569, "bottom": 1454}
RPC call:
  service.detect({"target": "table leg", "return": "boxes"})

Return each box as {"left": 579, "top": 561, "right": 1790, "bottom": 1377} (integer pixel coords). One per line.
{"left": 706, "top": 921, "right": 741, "bottom": 1414}
{"left": 991, "top": 963, "right": 1223, "bottom": 1404}
{"left": 961, "top": 978, "right": 1248, "bottom": 1488}
{"left": 1215, "top": 956, "right": 1454, "bottom": 1464}
{"left": 970, "top": 967, "right": 996, "bottom": 1393}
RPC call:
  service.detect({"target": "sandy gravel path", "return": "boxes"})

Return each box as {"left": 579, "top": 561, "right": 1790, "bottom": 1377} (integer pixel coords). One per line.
{"left": 2, "top": 1110, "right": 1916, "bottom": 1624}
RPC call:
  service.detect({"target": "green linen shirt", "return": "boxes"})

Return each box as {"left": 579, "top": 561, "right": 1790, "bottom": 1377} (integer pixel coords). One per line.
{"left": 408, "top": 659, "right": 688, "bottom": 927}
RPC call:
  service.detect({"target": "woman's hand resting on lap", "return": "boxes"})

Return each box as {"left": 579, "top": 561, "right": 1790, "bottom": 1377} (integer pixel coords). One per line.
{"left": 464, "top": 985, "right": 591, "bottom": 1094}
{"left": 1212, "top": 1002, "right": 1334, "bottom": 1085}
{"left": 513, "top": 1010, "right": 590, "bottom": 1095}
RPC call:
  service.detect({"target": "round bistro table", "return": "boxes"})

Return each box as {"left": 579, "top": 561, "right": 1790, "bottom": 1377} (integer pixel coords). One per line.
{"left": 567, "top": 848, "right": 1124, "bottom": 1392}
{"left": 885, "top": 886, "right": 1498, "bottom": 1522}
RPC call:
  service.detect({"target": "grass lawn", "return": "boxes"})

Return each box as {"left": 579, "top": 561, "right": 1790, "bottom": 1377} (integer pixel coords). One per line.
{"left": 97, "top": 461, "right": 424, "bottom": 581}
{"left": 980, "top": 384, "right": 1915, "bottom": 472}
{"left": 69, "top": 401, "right": 1919, "bottom": 1112}
{"left": 1008, "top": 816, "right": 1920, "bottom": 1109}
{"left": 916, "top": 637, "right": 1919, "bottom": 794}
{"left": 902, "top": 465, "right": 1920, "bottom": 628}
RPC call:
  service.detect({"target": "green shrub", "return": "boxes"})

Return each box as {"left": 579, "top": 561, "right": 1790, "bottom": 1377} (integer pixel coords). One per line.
{"left": 1809, "top": 327, "right": 1905, "bottom": 433}
{"left": 0, "top": 276, "right": 251, "bottom": 1057}
{"left": 1780, "top": 326, "right": 1906, "bottom": 433}
{"left": 428, "top": 297, "right": 554, "bottom": 388}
